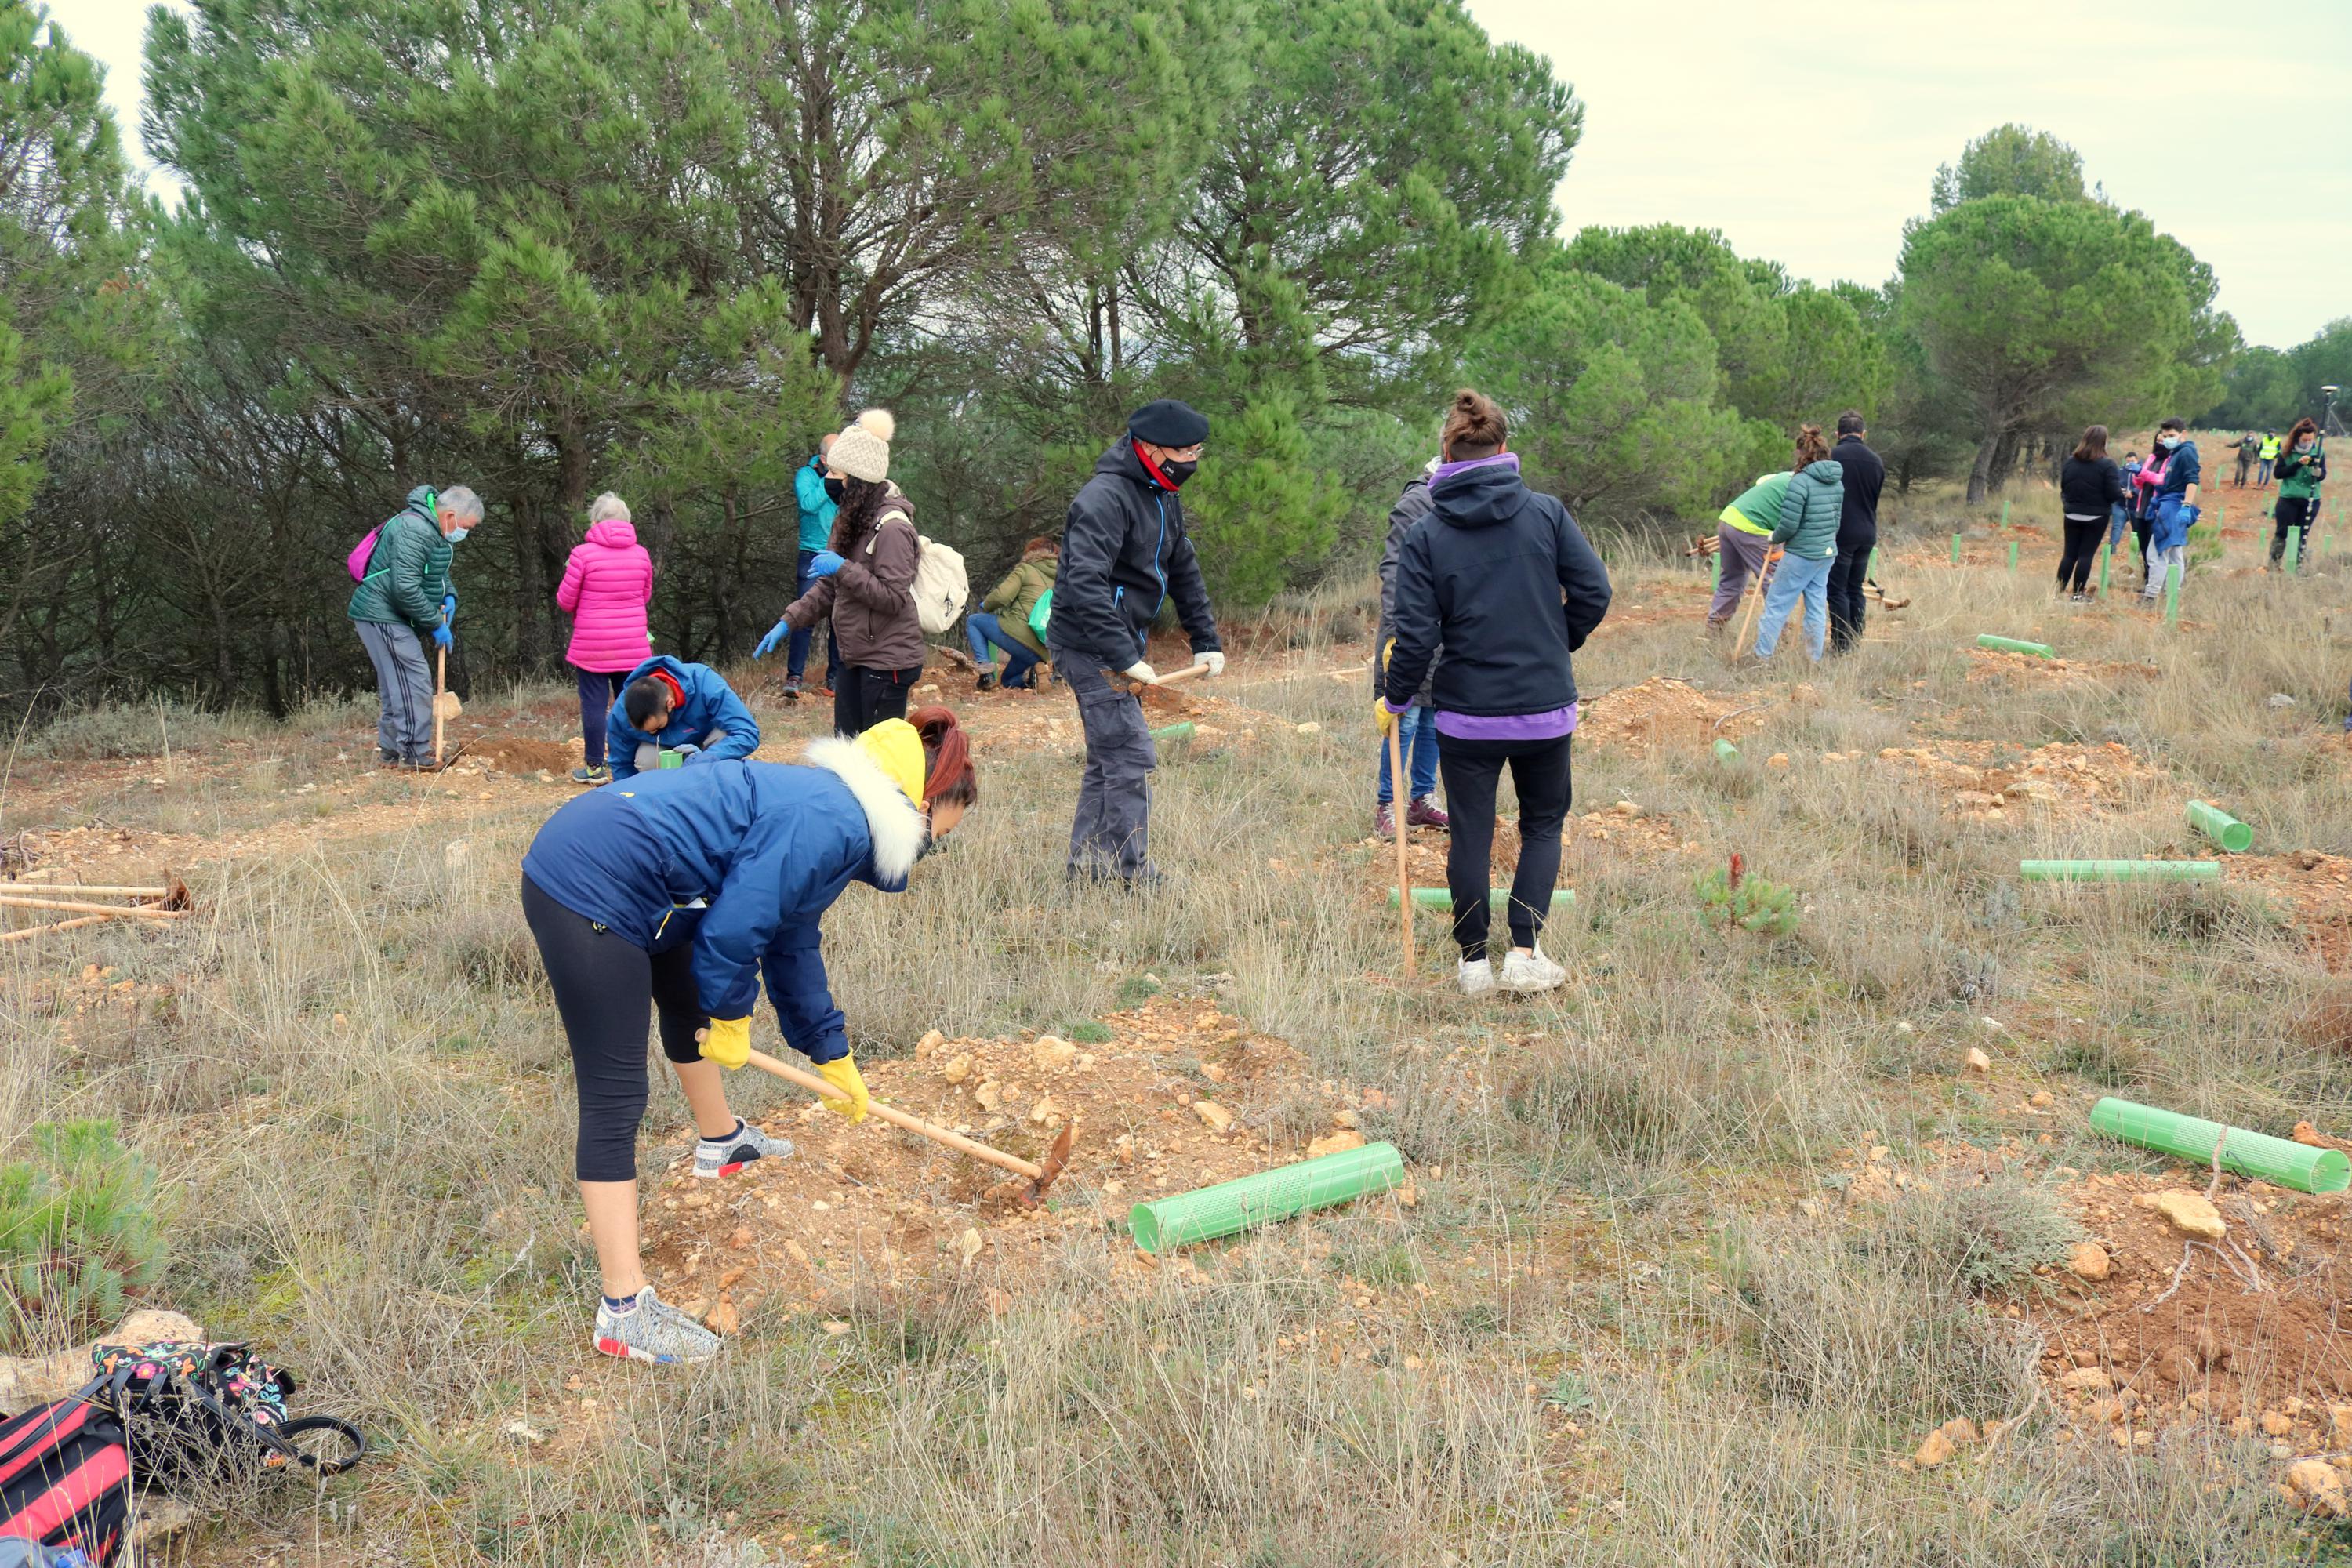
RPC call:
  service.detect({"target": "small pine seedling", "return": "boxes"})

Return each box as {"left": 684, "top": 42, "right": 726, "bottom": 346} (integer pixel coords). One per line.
{"left": 1695, "top": 852, "right": 1798, "bottom": 937}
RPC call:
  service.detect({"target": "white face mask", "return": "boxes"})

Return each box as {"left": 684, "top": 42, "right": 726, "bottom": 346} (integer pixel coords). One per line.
{"left": 446, "top": 524, "right": 470, "bottom": 543}
{"left": 2157, "top": 435, "right": 2181, "bottom": 451}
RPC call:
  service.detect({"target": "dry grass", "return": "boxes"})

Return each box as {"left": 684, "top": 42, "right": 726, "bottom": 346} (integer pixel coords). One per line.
{"left": 5, "top": 485, "right": 2351, "bottom": 1563}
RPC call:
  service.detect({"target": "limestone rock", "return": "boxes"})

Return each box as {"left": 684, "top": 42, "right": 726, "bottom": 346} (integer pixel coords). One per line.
{"left": 2058, "top": 1367, "right": 2113, "bottom": 1394}
{"left": 1912, "top": 1428, "right": 1955, "bottom": 1468}
{"left": 2286, "top": 1459, "right": 2347, "bottom": 1517}
{"left": 2134, "top": 1189, "right": 2226, "bottom": 1240}
{"left": 941, "top": 1052, "right": 973, "bottom": 1084}
{"left": 957, "top": 1227, "right": 985, "bottom": 1261}
{"left": 915, "top": 1029, "right": 946, "bottom": 1058}
{"left": 1031, "top": 1036, "right": 1077, "bottom": 1072}
{"left": 1194, "top": 1101, "right": 1235, "bottom": 1133}
{"left": 974, "top": 1080, "right": 1003, "bottom": 1112}
{"left": 2066, "top": 1241, "right": 2112, "bottom": 1282}
{"left": 1307, "top": 1130, "right": 1367, "bottom": 1159}
{"left": 1964, "top": 1047, "right": 1992, "bottom": 1073}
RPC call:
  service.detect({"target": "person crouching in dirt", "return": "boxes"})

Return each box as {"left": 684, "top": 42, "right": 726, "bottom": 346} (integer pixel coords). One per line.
{"left": 520, "top": 709, "right": 978, "bottom": 1365}
{"left": 1049, "top": 398, "right": 1226, "bottom": 889}
{"left": 1382, "top": 388, "right": 1611, "bottom": 997}
{"left": 968, "top": 537, "right": 1058, "bottom": 691}
{"left": 604, "top": 656, "right": 762, "bottom": 781}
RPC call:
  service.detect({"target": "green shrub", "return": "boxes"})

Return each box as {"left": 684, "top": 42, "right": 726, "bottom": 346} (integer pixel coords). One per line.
{"left": 1881, "top": 1172, "right": 2078, "bottom": 1297}
{"left": 34, "top": 699, "right": 256, "bottom": 760}
{"left": 1696, "top": 857, "right": 1798, "bottom": 937}
{"left": 0, "top": 1120, "right": 168, "bottom": 1353}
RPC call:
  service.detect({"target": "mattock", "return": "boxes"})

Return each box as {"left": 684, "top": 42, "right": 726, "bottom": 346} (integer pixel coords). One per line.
{"left": 740, "top": 1047, "right": 1075, "bottom": 1208}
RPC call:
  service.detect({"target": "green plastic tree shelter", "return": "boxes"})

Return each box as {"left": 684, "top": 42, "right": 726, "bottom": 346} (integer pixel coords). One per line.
{"left": 2186, "top": 800, "right": 2252, "bottom": 853}
{"left": 1149, "top": 721, "right": 1195, "bottom": 742}
{"left": 1951, "top": 532, "right": 1962, "bottom": 564}
{"left": 2164, "top": 561, "right": 2181, "bottom": 626}
{"left": 1390, "top": 887, "right": 1575, "bottom": 909}
{"left": 1129, "top": 1141, "right": 1406, "bottom": 1253}
{"left": 2007, "top": 539, "right": 2018, "bottom": 571}
{"left": 2089, "top": 1098, "right": 2350, "bottom": 1194}
{"left": 2018, "top": 859, "right": 2220, "bottom": 883}
{"left": 1712, "top": 738, "right": 1740, "bottom": 764}
{"left": 1976, "top": 634, "right": 2053, "bottom": 658}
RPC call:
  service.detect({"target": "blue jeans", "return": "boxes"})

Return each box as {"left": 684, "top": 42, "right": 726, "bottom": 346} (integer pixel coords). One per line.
{"left": 788, "top": 548, "right": 818, "bottom": 679}
{"left": 1753, "top": 551, "right": 1834, "bottom": 660}
{"left": 967, "top": 612, "right": 1041, "bottom": 687}
{"left": 1376, "top": 704, "right": 1439, "bottom": 805}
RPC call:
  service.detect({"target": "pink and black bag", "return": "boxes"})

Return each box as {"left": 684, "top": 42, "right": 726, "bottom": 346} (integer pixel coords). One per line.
{"left": 0, "top": 1396, "right": 131, "bottom": 1563}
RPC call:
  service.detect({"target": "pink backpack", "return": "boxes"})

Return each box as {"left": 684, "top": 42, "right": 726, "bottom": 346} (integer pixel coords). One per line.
{"left": 345, "top": 527, "right": 381, "bottom": 583}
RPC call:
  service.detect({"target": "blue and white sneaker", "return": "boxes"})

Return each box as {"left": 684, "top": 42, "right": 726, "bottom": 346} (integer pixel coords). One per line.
{"left": 593, "top": 1283, "right": 720, "bottom": 1365}
{"left": 692, "top": 1118, "right": 795, "bottom": 1180}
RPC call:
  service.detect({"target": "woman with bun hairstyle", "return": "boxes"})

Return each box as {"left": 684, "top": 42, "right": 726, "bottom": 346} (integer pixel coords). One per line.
{"left": 1382, "top": 389, "right": 1612, "bottom": 996}
{"left": 757, "top": 409, "right": 926, "bottom": 734}
{"left": 520, "top": 707, "right": 978, "bottom": 1365}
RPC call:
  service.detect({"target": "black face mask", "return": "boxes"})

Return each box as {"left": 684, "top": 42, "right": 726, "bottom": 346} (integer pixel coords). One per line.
{"left": 823, "top": 477, "right": 846, "bottom": 503}
{"left": 1160, "top": 459, "right": 1199, "bottom": 488}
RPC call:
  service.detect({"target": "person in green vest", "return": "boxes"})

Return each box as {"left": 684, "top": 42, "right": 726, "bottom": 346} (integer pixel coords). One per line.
{"left": 967, "top": 538, "right": 1058, "bottom": 690}
{"left": 1706, "top": 468, "right": 1791, "bottom": 633}
{"left": 2258, "top": 430, "right": 2281, "bottom": 488}
{"left": 349, "top": 484, "right": 484, "bottom": 769}
{"left": 2271, "top": 418, "right": 2326, "bottom": 572}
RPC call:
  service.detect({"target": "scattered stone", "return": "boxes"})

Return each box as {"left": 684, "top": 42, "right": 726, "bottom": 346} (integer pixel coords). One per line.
{"left": 2058, "top": 1367, "right": 2113, "bottom": 1393}
{"left": 2267, "top": 693, "right": 2296, "bottom": 710}
{"left": 707, "top": 1301, "right": 740, "bottom": 1334}
{"left": 2260, "top": 1410, "right": 2295, "bottom": 1437}
{"left": 2066, "top": 1241, "right": 2111, "bottom": 1282}
{"left": 941, "top": 1052, "right": 973, "bottom": 1084}
{"left": 2133, "top": 1189, "right": 2227, "bottom": 1240}
{"left": 915, "top": 1029, "right": 946, "bottom": 1058}
{"left": 443, "top": 839, "right": 471, "bottom": 868}
{"left": 1331, "top": 1108, "right": 1361, "bottom": 1130}
{"left": 1029, "top": 1096, "right": 1062, "bottom": 1126}
{"left": 1307, "top": 1130, "right": 1367, "bottom": 1159}
{"left": 1912, "top": 1428, "right": 1955, "bottom": 1468}
{"left": 728, "top": 1226, "right": 753, "bottom": 1250}
{"left": 2332, "top": 1406, "right": 2352, "bottom": 1444}
{"left": 1964, "top": 1047, "right": 1992, "bottom": 1073}
{"left": 501, "top": 1419, "right": 549, "bottom": 1445}
{"left": 2285, "top": 1459, "right": 2347, "bottom": 1517}
{"left": 1200, "top": 1062, "right": 1228, "bottom": 1083}
{"left": 1193, "top": 1101, "right": 1235, "bottom": 1133}
{"left": 1610, "top": 800, "right": 1641, "bottom": 816}
{"left": 974, "top": 1080, "right": 1003, "bottom": 1113}
{"left": 1031, "top": 1036, "right": 1077, "bottom": 1072}
{"left": 2028, "top": 1090, "right": 2054, "bottom": 1108}
{"left": 957, "top": 1228, "right": 984, "bottom": 1261}
{"left": 1296, "top": 722, "right": 1321, "bottom": 735}
{"left": 1766, "top": 753, "right": 1790, "bottom": 769}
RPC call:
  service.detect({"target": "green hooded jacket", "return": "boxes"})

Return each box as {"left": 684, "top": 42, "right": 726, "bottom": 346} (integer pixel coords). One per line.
{"left": 981, "top": 557, "right": 1057, "bottom": 657}
{"left": 348, "top": 487, "right": 454, "bottom": 637}
{"left": 1770, "top": 460, "right": 1846, "bottom": 561}
{"left": 2276, "top": 441, "right": 2327, "bottom": 502}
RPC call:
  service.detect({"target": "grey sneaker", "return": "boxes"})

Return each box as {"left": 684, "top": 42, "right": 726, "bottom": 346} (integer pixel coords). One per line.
{"left": 593, "top": 1283, "right": 720, "bottom": 1366}
{"left": 692, "top": 1118, "right": 795, "bottom": 1179}
{"left": 571, "top": 764, "right": 611, "bottom": 786}
{"left": 1497, "top": 946, "right": 1567, "bottom": 994}
{"left": 1457, "top": 957, "right": 1496, "bottom": 996}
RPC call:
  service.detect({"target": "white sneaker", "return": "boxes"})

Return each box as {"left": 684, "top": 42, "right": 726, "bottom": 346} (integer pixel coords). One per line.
{"left": 1497, "top": 946, "right": 1566, "bottom": 994}
{"left": 1457, "top": 957, "right": 1496, "bottom": 996}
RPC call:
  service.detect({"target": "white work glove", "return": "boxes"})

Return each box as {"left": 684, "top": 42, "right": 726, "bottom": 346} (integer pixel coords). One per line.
{"left": 1121, "top": 660, "right": 1158, "bottom": 685}
{"left": 1198, "top": 651, "right": 1225, "bottom": 677}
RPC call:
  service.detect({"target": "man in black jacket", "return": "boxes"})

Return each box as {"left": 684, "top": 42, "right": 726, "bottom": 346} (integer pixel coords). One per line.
{"left": 1824, "top": 411, "right": 1885, "bottom": 655}
{"left": 1048, "top": 399, "right": 1225, "bottom": 887}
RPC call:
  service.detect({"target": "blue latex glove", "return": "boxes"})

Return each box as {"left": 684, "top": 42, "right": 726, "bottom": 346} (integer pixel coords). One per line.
{"left": 441, "top": 593, "right": 457, "bottom": 624}
{"left": 807, "top": 550, "right": 844, "bottom": 579}
{"left": 432, "top": 622, "right": 453, "bottom": 649}
{"left": 2176, "top": 503, "right": 2199, "bottom": 528}
{"left": 753, "top": 617, "right": 789, "bottom": 659}
{"left": 677, "top": 742, "right": 713, "bottom": 765}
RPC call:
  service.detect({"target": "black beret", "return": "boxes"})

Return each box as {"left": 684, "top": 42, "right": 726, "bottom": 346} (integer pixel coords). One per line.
{"left": 1127, "top": 399, "right": 1210, "bottom": 447}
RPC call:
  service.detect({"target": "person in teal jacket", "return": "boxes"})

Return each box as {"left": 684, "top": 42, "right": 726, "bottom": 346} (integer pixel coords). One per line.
{"left": 1748, "top": 426, "right": 1844, "bottom": 662}
{"left": 604, "top": 656, "right": 762, "bottom": 781}
{"left": 349, "top": 483, "right": 483, "bottom": 768}
{"left": 787, "top": 433, "right": 839, "bottom": 699}
{"left": 520, "top": 710, "right": 978, "bottom": 1364}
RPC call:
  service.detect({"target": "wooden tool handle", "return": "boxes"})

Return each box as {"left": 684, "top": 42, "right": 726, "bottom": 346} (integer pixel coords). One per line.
{"left": 434, "top": 619, "right": 448, "bottom": 767}
{"left": 1152, "top": 662, "right": 1213, "bottom": 687}
{"left": 0, "top": 884, "right": 173, "bottom": 898}
{"left": 0, "top": 895, "right": 187, "bottom": 920}
{"left": 742, "top": 1047, "right": 1044, "bottom": 1181}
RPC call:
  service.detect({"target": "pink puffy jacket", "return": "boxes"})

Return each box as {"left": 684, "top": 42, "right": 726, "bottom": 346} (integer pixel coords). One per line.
{"left": 555, "top": 518, "right": 655, "bottom": 673}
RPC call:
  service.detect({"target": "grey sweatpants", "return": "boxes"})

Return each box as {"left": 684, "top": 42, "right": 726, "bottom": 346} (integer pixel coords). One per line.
{"left": 1062, "top": 659, "right": 1156, "bottom": 880}
{"left": 355, "top": 619, "right": 435, "bottom": 764}
{"left": 1708, "top": 525, "right": 1775, "bottom": 622}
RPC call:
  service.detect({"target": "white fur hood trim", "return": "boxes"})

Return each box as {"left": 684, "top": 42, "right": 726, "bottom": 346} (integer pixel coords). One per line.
{"left": 805, "top": 735, "right": 925, "bottom": 885}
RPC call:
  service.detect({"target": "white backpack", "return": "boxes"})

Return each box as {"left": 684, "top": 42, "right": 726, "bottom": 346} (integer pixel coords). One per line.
{"left": 866, "top": 510, "right": 968, "bottom": 636}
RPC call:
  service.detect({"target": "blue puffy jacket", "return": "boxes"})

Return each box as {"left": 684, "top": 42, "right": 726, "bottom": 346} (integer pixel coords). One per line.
{"left": 605, "top": 656, "right": 761, "bottom": 780}
{"left": 520, "top": 741, "right": 928, "bottom": 1063}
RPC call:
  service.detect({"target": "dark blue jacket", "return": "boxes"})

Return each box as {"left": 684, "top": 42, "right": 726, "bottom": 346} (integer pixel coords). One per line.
{"left": 521, "top": 745, "right": 926, "bottom": 1063}
{"left": 2154, "top": 440, "right": 2201, "bottom": 496}
{"left": 1048, "top": 439, "right": 1221, "bottom": 669}
{"left": 606, "top": 656, "right": 761, "bottom": 780}
{"left": 1383, "top": 456, "right": 1612, "bottom": 717}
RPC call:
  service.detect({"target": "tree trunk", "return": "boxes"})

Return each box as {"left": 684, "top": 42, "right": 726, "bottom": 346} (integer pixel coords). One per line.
{"left": 1965, "top": 433, "right": 1998, "bottom": 505}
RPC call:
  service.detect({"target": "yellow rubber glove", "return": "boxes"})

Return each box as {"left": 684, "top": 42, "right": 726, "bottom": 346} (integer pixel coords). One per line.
{"left": 817, "top": 1053, "right": 869, "bottom": 1123}
{"left": 1374, "top": 696, "right": 1398, "bottom": 736}
{"left": 699, "top": 1017, "right": 751, "bottom": 1070}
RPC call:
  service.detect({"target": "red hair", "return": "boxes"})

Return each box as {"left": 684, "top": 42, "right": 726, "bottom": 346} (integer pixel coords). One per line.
{"left": 909, "top": 706, "right": 978, "bottom": 808}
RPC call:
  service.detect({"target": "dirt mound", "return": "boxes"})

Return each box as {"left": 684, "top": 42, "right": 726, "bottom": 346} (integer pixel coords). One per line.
{"left": 452, "top": 728, "right": 583, "bottom": 776}
{"left": 1579, "top": 677, "right": 1766, "bottom": 754}
{"left": 1965, "top": 648, "right": 2161, "bottom": 687}
{"left": 639, "top": 997, "right": 1369, "bottom": 1323}
{"left": 2027, "top": 1171, "right": 2352, "bottom": 1454}
{"left": 1869, "top": 741, "right": 2157, "bottom": 820}
{"left": 2227, "top": 851, "right": 2352, "bottom": 970}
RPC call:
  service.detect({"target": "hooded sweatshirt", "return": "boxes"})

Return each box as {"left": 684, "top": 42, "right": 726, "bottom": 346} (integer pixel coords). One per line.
{"left": 1383, "top": 454, "right": 1612, "bottom": 735}
{"left": 517, "top": 728, "right": 928, "bottom": 1062}
{"left": 1048, "top": 439, "right": 1221, "bottom": 669}
{"left": 980, "top": 556, "right": 1058, "bottom": 657}
{"left": 555, "top": 517, "right": 655, "bottom": 672}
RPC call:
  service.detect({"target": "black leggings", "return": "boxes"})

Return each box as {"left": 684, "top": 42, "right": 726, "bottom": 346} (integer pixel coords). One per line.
{"left": 1436, "top": 732, "right": 1573, "bottom": 960}
{"left": 2132, "top": 515, "right": 2154, "bottom": 580}
{"left": 2056, "top": 517, "right": 2105, "bottom": 593}
{"left": 521, "top": 873, "right": 707, "bottom": 1182}
{"left": 2271, "top": 497, "right": 2318, "bottom": 566}
{"left": 835, "top": 664, "right": 922, "bottom": 735}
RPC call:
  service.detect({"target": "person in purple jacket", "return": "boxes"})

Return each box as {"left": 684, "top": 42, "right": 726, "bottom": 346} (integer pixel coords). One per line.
{"left": 1381, "top": 389, "right": 1613, "bottom": 996}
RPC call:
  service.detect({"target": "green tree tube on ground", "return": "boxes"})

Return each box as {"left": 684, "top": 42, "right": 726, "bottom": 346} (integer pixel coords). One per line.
{"left": 1130, "top": 1142, "right": 1406, "bottom": 1252}
{"left": 2089, "top": 1098, "right": 2350, "bottom": 1194}
{"left": 1952, "top": 532, "right": 1962, "bottom": 564}
{"left": 1712, "top": 738, "right": 1740, "bottom": 764}
{"left": 2186, "top": 800, "right": 2252, "bottom": 853}
{"left": 2018, "top": 859, "right": 2219, "bottom": 883}
{"left": 1391, "top": 888, "right": 1575, "bottom": 909}
{"left": 2007, "top": 539, "right": 2018, "bottom": 570}
{"left": 1150, "top": 721, "right": 1195, "bottom": 742}
{"left": 1976, "top": 634, "right": 2054, "bottom": 657}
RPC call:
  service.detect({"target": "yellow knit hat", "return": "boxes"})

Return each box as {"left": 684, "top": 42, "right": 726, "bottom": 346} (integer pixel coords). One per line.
{"left": 852, "top": 717, "right": 926, "bottom": 809}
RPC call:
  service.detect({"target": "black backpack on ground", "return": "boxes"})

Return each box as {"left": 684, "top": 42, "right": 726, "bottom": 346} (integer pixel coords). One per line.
{"left": 82, "top": 1341, "right": 363, "bottom": 1490}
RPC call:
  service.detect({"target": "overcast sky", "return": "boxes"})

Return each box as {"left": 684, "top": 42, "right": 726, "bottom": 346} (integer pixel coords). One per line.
{"left": 57, "top": 0, "right": 2352, "bottom": 347}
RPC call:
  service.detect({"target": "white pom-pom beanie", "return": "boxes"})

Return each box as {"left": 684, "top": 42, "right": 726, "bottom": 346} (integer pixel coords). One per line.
{"left": 829, "top": 408, "right": 895, "bottom": 483}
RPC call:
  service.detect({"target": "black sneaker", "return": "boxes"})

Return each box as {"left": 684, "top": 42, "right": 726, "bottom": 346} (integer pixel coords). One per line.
{"left": 977, "top": 671, "right": 999, "bottom": 691}
{"left": 781, "top": 674, "right": 802, "bottom": 701}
